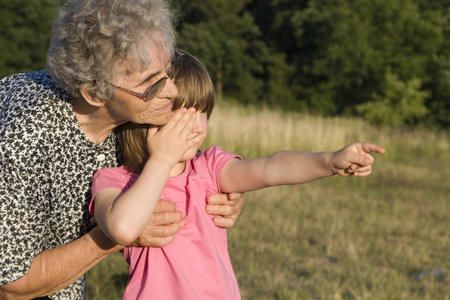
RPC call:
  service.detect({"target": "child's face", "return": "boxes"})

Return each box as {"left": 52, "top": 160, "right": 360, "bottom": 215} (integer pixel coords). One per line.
{"left": 180, "top": 111, "right": 208, "bottom": 162}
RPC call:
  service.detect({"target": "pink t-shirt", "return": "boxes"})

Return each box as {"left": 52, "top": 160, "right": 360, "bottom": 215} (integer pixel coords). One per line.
{"left": 90, "top": 145, "right": 242, "bottom": 300}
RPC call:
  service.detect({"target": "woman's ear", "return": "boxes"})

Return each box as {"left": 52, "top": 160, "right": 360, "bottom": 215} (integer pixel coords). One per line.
{"left": 80, "top": 85, "right": 106, "bottom": 107}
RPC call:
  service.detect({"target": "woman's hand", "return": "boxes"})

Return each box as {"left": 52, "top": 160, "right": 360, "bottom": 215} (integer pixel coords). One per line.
{"left": 130, "top": 200, "right": 185, "bottom": 247}
{"left": 206, "top": 192, "right": 244, "bottom": 228}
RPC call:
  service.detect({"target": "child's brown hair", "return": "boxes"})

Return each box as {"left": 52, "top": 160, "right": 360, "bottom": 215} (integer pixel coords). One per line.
{"left": 117, "top": 50, "right": 215, "bottom": 174}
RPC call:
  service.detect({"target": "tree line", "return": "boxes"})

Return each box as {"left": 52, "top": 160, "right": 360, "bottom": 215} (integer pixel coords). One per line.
{"left": 1, "top": 0, "right": 449, "bottom": 128}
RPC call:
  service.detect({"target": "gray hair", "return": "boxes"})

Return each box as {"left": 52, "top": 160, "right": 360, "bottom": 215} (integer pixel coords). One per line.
{"left": 47, "top": 0, "right": 176, "bottom": 99}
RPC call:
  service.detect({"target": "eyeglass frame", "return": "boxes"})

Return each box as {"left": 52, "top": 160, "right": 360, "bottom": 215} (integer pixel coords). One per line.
{"left": 107, "top": 49, "right": 184, "bottom": 101}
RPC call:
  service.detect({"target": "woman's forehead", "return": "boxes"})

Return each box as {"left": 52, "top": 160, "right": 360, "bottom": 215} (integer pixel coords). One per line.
{"left": 118, "top": 44, "right": 171, "bottom": 83}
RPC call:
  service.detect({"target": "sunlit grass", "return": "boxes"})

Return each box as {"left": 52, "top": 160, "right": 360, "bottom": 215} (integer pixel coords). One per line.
{"left": 86, "top": 103, "right": 449, "bottom": 300}
{"left": 206, "top": 102, "right": 448, "bottom": 160}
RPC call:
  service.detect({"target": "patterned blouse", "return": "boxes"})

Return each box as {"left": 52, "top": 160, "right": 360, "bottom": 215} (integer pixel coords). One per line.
{"left": 0, "top": 70, "right": 121, "bottom": 299}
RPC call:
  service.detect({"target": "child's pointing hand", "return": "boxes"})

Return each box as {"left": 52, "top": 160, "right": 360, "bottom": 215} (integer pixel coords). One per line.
{"left": 331, "top": 142, "right": 386, "bottom": 177}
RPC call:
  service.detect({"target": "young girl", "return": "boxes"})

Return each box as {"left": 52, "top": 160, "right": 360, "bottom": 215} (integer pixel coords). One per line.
{"left": 90, "top": 50, "right": 385, "bottom": 299}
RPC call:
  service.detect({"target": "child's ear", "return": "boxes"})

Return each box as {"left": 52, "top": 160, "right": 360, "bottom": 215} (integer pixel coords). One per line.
{"left": 80, "top": 84, "right": 106, "bottom": 107}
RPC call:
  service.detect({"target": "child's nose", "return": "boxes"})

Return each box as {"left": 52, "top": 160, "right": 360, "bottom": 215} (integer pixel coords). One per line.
{"left": 193, "top": 117, "right": 206, "bottom": 133}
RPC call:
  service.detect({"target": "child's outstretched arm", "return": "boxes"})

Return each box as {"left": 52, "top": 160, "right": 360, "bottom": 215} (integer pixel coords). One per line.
{"left": 94, "top": 108, "right": 206, "bottom": 246}
{"left": 219, "top": 142, "right": 385, "bottom": 193}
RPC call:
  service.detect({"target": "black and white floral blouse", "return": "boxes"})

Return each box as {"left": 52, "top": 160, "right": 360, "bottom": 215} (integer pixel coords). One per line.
{"left": 0, "top": 70, "right": 121, "bottom": 299}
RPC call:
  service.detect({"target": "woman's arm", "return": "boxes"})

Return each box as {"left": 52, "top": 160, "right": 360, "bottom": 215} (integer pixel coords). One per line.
{"left": 0, "top": 227, "right": 121, "bottom": 300}
{"left": 219, "top": 142, "right": 385, "bottom": 193}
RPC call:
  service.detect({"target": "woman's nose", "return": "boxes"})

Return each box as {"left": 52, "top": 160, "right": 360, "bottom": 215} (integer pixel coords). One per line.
{"left": 159, "top": 77, "right": 178, "bottom": 99}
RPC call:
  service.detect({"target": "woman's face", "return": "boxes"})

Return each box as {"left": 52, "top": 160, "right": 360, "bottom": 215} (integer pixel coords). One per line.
{"left": 105, "top": 44, "right": 179, "bottom": 126}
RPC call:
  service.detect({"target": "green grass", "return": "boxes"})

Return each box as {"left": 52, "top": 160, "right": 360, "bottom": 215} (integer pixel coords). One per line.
{"left": 86, "top": 104, "right": 449, "bottom": 299}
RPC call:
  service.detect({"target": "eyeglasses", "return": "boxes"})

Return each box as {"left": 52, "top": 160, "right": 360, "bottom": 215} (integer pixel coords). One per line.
{"left": 108, "top": 49, "right": 184, "bottom": 101}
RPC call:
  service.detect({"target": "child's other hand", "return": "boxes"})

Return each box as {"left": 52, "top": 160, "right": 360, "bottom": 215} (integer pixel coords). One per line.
{"left": 147, "top": 108, "right": 206, "bottom": 167}
{"left": 331, "top": 142, "right": 385, "bottom": 177}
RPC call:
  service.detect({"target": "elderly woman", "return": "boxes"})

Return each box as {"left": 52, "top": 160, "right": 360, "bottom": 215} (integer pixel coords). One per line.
{"left": 0, "top": 0, "right": 243, "bottom": 299}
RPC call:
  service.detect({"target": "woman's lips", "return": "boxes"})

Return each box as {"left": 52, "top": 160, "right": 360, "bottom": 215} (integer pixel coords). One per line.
{"left": 156, "top": 101, "right": 173, "bottom": 112}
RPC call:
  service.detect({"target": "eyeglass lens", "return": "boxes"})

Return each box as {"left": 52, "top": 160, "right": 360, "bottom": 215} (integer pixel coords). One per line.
{"left": 144, "top": 51, "right": 183, "bottom": 100}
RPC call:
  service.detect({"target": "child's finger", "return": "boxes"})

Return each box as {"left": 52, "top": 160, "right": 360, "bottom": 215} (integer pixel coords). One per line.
{"left": 347, "top": 151, "right": 373, "bottom": 166}
{"left": 186, "top": 132, "right": 206, "bottom": 148}
{"left": 353, "top": 166, "right": 373, "bottom": 177}
{"left": 360, "top": 142, "right": 386, "bottom": 155}
{"left": 350, "top": 163, "right": 371, "bottom": 173}
{"left": 163, "top": 107, "right": 188, "bottom": 129}
{"left": 181, "top": 115, "right": 198, "bottom": 137}
{"left": 173, "top": 108, "right": 197, "bottom": 134}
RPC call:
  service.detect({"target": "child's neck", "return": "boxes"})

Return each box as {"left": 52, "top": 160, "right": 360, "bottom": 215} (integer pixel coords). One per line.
{"left": 169, "top": 161, "right": 187, "bottom": 177}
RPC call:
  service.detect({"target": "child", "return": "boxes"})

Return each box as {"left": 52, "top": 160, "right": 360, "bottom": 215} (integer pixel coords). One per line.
{"left": 90, "top": 50, "right": 385, "bottom": 299}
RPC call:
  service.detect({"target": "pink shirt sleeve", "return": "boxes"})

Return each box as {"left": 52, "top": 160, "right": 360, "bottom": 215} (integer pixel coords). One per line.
{"left": 89, "top": 166, "right": 138, "bottom": 216}
{"left": 201, "top": 145, "right": 242, "bottom": 193}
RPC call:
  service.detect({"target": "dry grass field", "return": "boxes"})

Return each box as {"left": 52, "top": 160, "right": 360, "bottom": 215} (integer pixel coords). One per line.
{"left": 86, "top": 103, "right": 449, "bottom": 299}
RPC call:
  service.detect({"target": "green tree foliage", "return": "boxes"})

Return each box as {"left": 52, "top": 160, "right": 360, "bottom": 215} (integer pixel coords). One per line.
{"left": 279, "top": 0, "right": 439, "bottom": 115}
{"left": 173, "top": 0, "right": 296, "bottom": 107}
{"left": 421, "top": 6, "right": 450, "bottom": 128}
{"left": 426, "top": 55, "right": 450, "bottom": 128}
{"left": 1, "top": 0, "right": 448, "bottom": 128}
{"left": 247, "top": 0, "right": 447, "bottom": 127}
{"left": 356, "top": 71, "right": 429, "bottom": 127}
{"left": 0, "top": 0, "right": 61, "bottom": 79}
{"left": 173, "top": 0, "right": 264, "bottom": 104}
